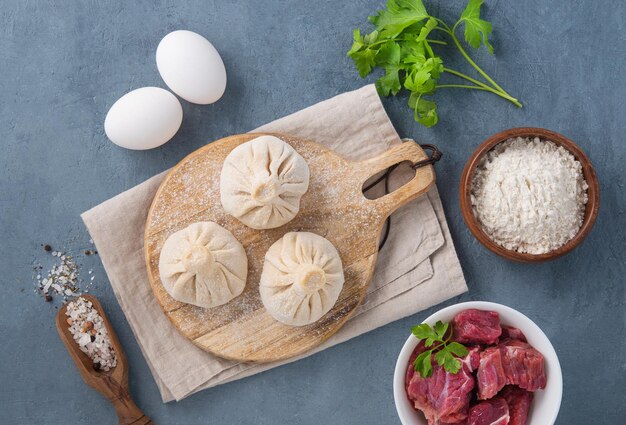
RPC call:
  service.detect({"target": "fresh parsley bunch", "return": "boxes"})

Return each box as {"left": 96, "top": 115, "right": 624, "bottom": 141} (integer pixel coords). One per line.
{"left": 411, "top": 321, "right": 469, "bottom": 377}
{"left": 347, "top": 0, "right": 522, "bottom": 127}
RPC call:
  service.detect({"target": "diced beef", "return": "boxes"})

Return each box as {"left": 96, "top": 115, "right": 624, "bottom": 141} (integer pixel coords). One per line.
{"left": 405, "top": 310, "right": 547, "bottom": 424}
{"left": 453, "top": 309, "right": 502, "bottom": 345}
{"left": 477, "top": 347, "right": 507, "bottom": 399}
{"left": 406, "top": 340, "right": 427, "bottom": 391}
{"left": 500, "top": 386, "right": 533, "bottom": 425}
{"left": 499, "top": 326, "right": 527, "bottom": 343}
{"left": 499, "top": 340, "right": 546, "bottom": 392}
{"left": 406, "top": 356, "right": 475, "bottom": 424}
{"left": 468, "top": 398, "right": 510, "bottom": 425}
{"left": 461, "top": 346, "right": 482, "bottom": 372}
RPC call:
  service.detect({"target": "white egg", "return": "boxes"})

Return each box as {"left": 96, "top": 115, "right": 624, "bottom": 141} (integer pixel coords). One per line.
{"left": 104, "top": 87, "right": 183, "bottom": 150}
{"left": 156, "top": 30, "right": 227, "bottom": 105}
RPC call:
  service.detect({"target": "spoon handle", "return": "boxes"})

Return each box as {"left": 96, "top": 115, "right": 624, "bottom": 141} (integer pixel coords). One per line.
{"left": 112, "top": 397, "right": 152, "bottom": 425}
{"left": 100, "top": 374, "right": 152, "bottom": 425}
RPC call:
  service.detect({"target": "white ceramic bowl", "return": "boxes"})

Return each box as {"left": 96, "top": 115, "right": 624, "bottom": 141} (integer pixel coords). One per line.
{"left": 393, "top": 301, "right": 562, "bottom": 425}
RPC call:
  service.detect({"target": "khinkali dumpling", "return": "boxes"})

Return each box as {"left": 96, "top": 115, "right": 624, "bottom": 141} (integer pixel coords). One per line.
{"left": 260, "top": 232, "right": 344, "bottom": 326}
{"left": 220, "top": 135, "right": 310, "bottom": 229}
{"left": 159, "top": 222, "right": 247, "bottom": 309}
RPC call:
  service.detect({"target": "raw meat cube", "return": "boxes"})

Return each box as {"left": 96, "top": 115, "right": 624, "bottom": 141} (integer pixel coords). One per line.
{"left": 453, "top": 309, "right": 502, "bottom": 345}
{"left": 406, "top": 340, "right": 427, "bottom": 390}
{"left": 499, "top": 340, "right": 547, "bottom": 392}
{"left": 477, "top": 347, "right": 507, "bottom": 400}
{"left": 499, "top": 326, "right": 527, "bottom": 343}
{"left": 406, "top": 356, "right": 475, "bottom": 424}
{"left": 468, "top": 398, "right": 510, "bottom": 425}
{"left": 461, "top": 346, "right": 482, "bottom": 372}
{"left": 500, "top": 386, "right": 533, "bottom": 425}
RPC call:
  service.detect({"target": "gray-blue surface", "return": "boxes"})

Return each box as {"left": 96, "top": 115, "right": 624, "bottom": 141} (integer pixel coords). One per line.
{"left": 1, "top": 1, "right": 624, "bottom": 424}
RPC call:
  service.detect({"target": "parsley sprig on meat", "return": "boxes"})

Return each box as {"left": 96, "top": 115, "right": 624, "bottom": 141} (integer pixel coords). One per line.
{"left": 347, "top": 0, "right": 522, "bottom": 127}
{"left": 411, "top": 321, "right": 469, "bottom": 377}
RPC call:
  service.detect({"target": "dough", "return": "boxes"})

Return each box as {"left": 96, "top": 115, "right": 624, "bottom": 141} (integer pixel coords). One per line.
{"left": 260, "top": 232, "right": 344, "bottom": 326}
{"left": 220, "top": 135, "right": 310, "bottom": 229}
{"left": 159, "top": 222, "right": 247, "bottom": 308}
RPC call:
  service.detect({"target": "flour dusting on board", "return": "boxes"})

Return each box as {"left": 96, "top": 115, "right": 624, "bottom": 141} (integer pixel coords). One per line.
{"left": 144, "top": 134, "right": 392, "bottom": 361}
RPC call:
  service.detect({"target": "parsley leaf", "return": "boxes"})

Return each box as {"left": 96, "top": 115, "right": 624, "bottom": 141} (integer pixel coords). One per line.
{"left": 347, "top": 30, "right": 378, "bottom": 77}
{"left": 433, "top": 320, "right": 449, "bottom": 338}
{"left": 364, "top": 30, "right": 380, "bottom": 44}
{"left": 395, "top": 0, "right": 429, "bottom": 16}
{"left": 443, "top": 353, "right": 463, "bottom": 374}
{"left": 409, "top": 93, "right": 438, "bottom": 127}
{"left": 376, "top": 40, "right": 402, "bottom": 65}
{"left": 459, "top": 0, "right": 494, "bottom": 53}
{"left": 410, "top": 320, "right": 469, "bottom": 377}
{"left": 414, "top": 350, "right": 433, "bottom": 377}
{"left": 416, "top": 17, "right": 438, "bottom": 42}
{"left": 374, "top": 41, "right": 403, "bottom": 95}
{"left": 447, "top": 342, "right": 469, "bottom": 357}
{"left": 411, "top": 323, "right": 438, "bottom": 341}
{"left": 433, "top": 348, "right": 447, "bottom": 366}
{"left": 347, "top": 0, "right": 521, "bottom": 126}
{"left": 376, "top": 67, "right": 402, "bottom": 96}
{"left": 369, "top": 0, "right": 430, "bottom": 38}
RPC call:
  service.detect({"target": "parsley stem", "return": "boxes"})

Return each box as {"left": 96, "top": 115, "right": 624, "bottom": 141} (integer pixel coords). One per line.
{"left": 434, "top": 19, "right": 453, "bottom": 32}
{"left": 433, "top": 22, "right": 522, "bottom": 108}
{"left": 443, "top": 68, "right": 522, "bottom": 107}
{"left": 364, "top": 39, "right": 389, "bottom": 47}
{"left": 425, "top": 39, "right": 448, "bottom": 45}
{"left": 428, "top": 341, "right": 446, "bottom": 352}
{"left": 432, "top": 26, "right": 452, "bottom": 36}
{"left": 451, "top": 20, "right": 462, "bottom": 34}
{"left": 437, "top": 83, "right": 521, "bottom": 106}
{"left": 366, "top": 38, "right": 447, "bottom": 47}
{"left": 436, "top": 84, "right": 490, "bottom": 90}
{"left": 449, "top": 30, "right": 503, "bottom": 91}
{"left": 443, "top": 67, "right": 493, "bottom": 90}
{"left": 448, "top": 31, "right": 522, "bottom": 108}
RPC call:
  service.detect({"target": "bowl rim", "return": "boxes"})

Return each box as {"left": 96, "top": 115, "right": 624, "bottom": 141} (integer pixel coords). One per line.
{"left": 459, "top": 127, "right": 600, "bottom": 262}
{"left": 393, "top": 301, "right": 563, "bottom": 425}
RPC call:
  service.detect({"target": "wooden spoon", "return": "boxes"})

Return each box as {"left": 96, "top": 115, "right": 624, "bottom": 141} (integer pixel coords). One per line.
{"left": 56, "top": 294, "right": 152, "bottom": 425}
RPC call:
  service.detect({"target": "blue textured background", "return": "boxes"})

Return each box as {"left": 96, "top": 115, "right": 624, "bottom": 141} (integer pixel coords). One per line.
{"left": 1, "top": 1, "right": 624, "bottom": 424}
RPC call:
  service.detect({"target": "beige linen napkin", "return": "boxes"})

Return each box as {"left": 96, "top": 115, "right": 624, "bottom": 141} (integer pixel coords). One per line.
{"left": 81, "top": 85, "right": 467, "bottom": 402}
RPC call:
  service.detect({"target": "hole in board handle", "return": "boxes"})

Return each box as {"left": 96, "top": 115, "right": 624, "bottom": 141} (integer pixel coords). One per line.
{"left": 361, "top": 160, "right": 416, "bottom": 200}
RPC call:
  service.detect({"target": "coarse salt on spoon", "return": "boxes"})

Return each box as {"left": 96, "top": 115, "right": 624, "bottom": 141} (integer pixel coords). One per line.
{"left": 56, "top": 294, "right": 152, "bottom": 425}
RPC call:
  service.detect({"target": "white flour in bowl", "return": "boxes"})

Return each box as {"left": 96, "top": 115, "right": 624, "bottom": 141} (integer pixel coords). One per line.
{"left": 470, "top": 137, "right": 589, "bottom": 254}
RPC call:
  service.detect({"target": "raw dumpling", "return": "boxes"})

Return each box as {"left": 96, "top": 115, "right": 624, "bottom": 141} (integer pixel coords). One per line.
{"left": 159, "top": 222, "right": 247, "bottom": 309}
{"left": 260, "top": 232, "right": 344, "bottom": 326}
{"left": 220, "top": 135, "right": 310, "bottom": 229}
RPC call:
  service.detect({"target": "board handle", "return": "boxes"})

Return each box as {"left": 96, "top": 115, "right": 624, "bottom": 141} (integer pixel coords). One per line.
{"left": 358, "top": 141, "right": 436, "bottom": 217}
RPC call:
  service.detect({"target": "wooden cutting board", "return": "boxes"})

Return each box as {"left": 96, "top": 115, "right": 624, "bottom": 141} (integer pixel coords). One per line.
{"left": 144, "top": 133, "right": 435, "bottom": 362}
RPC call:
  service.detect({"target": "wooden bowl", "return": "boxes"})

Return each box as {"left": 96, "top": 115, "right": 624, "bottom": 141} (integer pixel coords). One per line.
{"left": 460, "top": 127, "right": 599, "bottom": 262}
